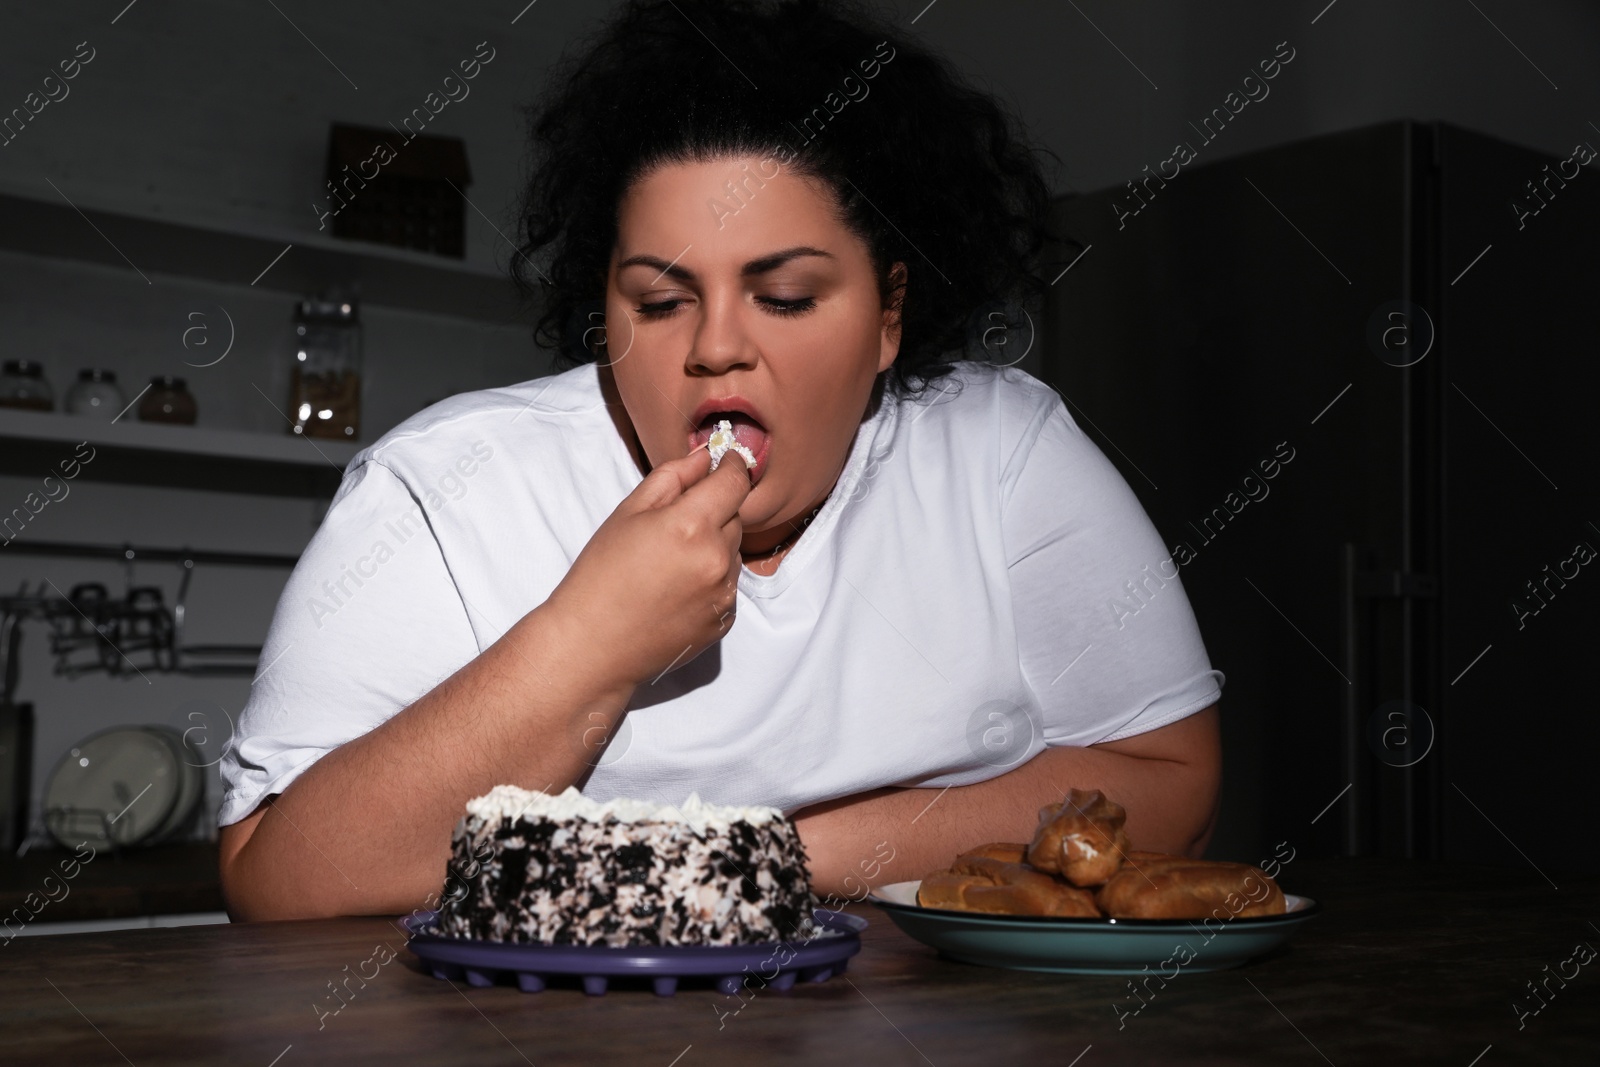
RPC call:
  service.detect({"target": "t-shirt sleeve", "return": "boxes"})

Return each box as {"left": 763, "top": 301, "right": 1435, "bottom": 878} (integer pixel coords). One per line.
{"left": 216, "top": 459, "right": 482, "bottom": 826}
{"left": 1001, "top": 397, "right": 1223, "bottom": 747}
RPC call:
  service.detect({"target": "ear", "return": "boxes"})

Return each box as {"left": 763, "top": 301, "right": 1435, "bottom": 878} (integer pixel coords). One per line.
{"left": 878, "top": 261, "right": 907, "bottom": 374}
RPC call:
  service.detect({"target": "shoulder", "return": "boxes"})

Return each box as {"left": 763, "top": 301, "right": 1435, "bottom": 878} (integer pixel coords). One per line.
{"left": 360, "top": 361, "right": 604, "bottom": 462}
{"left": 894, "top": 361, "right": 1065, "bottom": 431}
{"left": 888, "top": 361, "right": 1078, "bottom": 475}
{"left": 340, "top": 363, "right": 607, "bottom": 489}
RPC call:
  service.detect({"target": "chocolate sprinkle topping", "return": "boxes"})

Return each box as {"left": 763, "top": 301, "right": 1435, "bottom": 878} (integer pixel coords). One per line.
{"left": 435, "top": 807, "right": 818, "bottom": 947}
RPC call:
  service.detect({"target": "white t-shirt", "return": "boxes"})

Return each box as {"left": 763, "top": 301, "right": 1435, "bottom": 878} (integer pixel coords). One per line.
{"left": 217, "top": 361, "right": 1222, "bottom": 826}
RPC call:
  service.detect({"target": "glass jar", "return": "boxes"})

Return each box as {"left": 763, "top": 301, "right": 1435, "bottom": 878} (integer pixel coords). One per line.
{"left": 138, "top": 376, "right": 198, "bottom": 425}
{"left": 289, "top": 295, "right": 362, "bottom": 440}
{"left": 64, "top": 369, "right": 128, "bottom": 421}
{"left": 0, "top": 359, "right": 55, "bottom": 411}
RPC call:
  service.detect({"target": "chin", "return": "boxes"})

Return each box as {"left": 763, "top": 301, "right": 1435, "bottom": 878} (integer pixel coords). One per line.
{"left": 735, "top": 486, "right": 774, "bottom": 527}
{"left": 745, "top": 487, "right": 811, "bottom": 533}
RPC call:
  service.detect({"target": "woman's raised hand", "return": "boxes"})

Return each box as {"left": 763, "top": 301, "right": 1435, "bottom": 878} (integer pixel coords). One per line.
{"left": 544, "top": 450, "right": 752, "bottom": 691}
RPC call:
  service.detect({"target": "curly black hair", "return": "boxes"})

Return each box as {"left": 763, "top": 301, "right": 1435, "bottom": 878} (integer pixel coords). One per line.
{"left": 511, "top": 0, "right": 1057, "bottom": 396}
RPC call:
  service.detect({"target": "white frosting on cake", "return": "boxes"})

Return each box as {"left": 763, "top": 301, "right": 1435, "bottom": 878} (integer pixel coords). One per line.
{"left": 706, "top": 418, "right": 757, "bottom": 471}
{"left": 465, "top": 784, "right": 781, "bottom": 833}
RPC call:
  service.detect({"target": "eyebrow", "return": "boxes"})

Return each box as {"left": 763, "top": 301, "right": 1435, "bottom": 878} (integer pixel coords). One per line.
{"left": 616, "top": 245, "right": 835, "bottom": 282}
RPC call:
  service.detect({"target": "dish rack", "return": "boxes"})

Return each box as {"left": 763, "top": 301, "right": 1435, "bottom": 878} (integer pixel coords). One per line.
{"left": 0, "top": 539, "right": 300, "bottom": 688}
{"left": 0, "top": 539, "right": 300, "bottom": 855}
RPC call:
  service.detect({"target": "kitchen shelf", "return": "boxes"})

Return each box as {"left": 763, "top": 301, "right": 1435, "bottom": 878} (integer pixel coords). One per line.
{"left": 0, "top": 182, "right": 527, "bottom": 324}
{"left": 0, "top": 406, "right": 358, "bottom": 497}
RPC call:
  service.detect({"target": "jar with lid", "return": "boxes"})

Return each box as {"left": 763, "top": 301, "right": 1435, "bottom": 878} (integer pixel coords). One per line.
{"left": 289, "top": 294, "right": 362, "bottom": 440}
{"left": 65, "top": 369, "right": 128, "bottom": 421}
{"left": 0, "top": 359, "right": 55, "bottom": 411}
{"left": 137, "top": 376, "right": 198, "bottom": 425}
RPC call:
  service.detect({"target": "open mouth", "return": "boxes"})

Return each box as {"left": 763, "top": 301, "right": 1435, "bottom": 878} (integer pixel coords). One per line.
{"left": 690, "top": 411, "right": 770, "bottom": 482}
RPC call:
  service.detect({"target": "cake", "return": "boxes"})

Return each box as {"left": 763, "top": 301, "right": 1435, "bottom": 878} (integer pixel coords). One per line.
{"left": 435, "top": 785, "right": 818, "bottom": 947}
{"left": 706, "top": 418, "right": 757, "bottom": 471}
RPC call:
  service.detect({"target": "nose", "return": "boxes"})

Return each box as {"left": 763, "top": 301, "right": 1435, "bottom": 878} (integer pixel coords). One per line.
{"left": 686, "top": 292, "right": 758, "bottom": 376}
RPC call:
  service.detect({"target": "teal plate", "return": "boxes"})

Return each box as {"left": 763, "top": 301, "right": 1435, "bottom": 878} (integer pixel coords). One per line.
{"left": 869, "top": 880, "right": 1321, "bottom": 975}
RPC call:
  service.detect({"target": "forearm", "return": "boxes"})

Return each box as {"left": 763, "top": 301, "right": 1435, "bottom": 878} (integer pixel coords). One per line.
{"left": 792, "top": 737, "right": 1219, "bottom": 900}
{"left": 221, "top": 603, "right": 636, "bottom": 922}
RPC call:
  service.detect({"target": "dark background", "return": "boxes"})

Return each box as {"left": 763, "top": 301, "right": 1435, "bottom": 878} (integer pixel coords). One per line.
{"left": 1042, "top": 119, "right": 1600, "bottom": 876}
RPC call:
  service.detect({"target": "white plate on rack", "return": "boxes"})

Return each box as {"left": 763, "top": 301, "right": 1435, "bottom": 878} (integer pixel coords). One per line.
{"left": 43, "top": 726, "right": 181, "bottom": 848}
{"left": 142, "top": 725, "right": 204, "bottom": 843}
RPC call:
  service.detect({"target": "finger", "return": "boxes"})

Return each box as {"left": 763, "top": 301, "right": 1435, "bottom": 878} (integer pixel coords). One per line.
{"left": 625, "top": 448, "right": 718, "bottom": 512}
{"left": 678, "top": 450, "right": 753, "bottom": 525}
{"left": 720, "top": 512, "right": 743, "bottom": 562}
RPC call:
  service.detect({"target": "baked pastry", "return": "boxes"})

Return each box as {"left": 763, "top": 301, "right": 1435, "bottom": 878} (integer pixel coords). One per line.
{"left": 913, "top": 791, "right": 1293, "bottom": 921}
{"left": 1096, "top": 851, "right": 1285, "bottom": 919}
{"left": 917, "top": 850, "right": 1101, "bottom": 917}
{"left": 436, "top": 785, "right": 817, "bottom": 946}
{"left": 955, "top": 841, "right": 1029, "bottom": 865}
{"left": 1026, "top": 788, "right": 1130, "bottom": 887}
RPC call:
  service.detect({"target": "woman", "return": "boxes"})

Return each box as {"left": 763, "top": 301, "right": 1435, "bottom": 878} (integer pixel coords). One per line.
{"left": 218, "top": 0, "right": 1222, "bottom": 920}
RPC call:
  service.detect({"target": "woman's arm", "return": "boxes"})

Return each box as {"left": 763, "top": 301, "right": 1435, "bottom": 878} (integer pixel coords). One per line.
{"left": 218, "top": 602, "right": 638, "bottom": 922}
{"left": 791, "top": 704, "right": 1221, "bottom": 899}
{"left": 220, "top": 451, "right": 754, "bottom": 922}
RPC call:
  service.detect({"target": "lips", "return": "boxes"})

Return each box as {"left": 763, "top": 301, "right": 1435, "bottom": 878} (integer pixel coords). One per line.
{"left": 689, "top": 397, "right": 770, "bottom": 481}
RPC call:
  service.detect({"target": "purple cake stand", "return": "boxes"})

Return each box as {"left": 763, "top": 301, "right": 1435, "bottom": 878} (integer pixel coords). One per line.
{"left": 402, "top": 909, "right": 867, "bottom": 997}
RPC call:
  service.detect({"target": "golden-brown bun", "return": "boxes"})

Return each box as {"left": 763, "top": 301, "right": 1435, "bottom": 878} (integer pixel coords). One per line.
{"left": 1095, "top": 852, "right": 1286, "bottom": 919}
{"left": 917, "top": 857, "right": 1101, "bottom": 917}
{"left": 1026, "top": 788, "right": 1130, "bottom": 887}
{"left": 955, "top": 842, "right": 1029, "bottom": 865}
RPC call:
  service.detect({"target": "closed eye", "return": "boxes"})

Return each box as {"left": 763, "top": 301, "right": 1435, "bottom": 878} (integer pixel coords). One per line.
{"left": 633, "top": 296, "right": 818, "bottom": 319}
{"left": 634, "top": 299, "right": 684, "bottom": 318}
{"left": 761, "top": 296, "right": 816, "bottom": 317}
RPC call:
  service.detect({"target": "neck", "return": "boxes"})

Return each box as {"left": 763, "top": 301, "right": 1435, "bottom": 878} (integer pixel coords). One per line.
{"left": 741, "top": 500, "right": 824, "bottom": 563}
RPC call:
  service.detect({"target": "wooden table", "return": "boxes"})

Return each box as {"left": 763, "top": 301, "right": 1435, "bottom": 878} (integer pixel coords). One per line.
{"left": 4, "top": 857, "right": 1597, "bottom": 1065}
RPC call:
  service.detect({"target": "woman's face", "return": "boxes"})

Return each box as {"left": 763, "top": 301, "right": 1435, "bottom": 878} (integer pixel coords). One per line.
{"left": 605, "top": 154, "right": 904, "bottom": 552}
